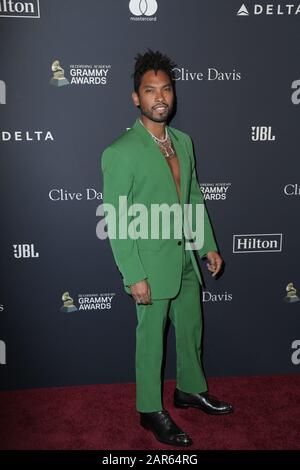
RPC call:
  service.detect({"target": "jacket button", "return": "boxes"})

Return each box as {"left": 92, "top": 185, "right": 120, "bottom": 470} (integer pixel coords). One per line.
{"left": 177, "top": 241, "right": 182, "bottom": 246}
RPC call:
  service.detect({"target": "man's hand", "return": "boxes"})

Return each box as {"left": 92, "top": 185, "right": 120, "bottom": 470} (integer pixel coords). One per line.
{"left": 206, "top": 251, "right": 223, "bottom": 277}
{"left": 130, "top": 279, "right": 152, "bottom": 305}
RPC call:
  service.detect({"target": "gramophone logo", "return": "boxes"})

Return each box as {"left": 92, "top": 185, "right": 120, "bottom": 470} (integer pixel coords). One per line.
{"left": 60, "top": 291, "right": 78, "bottom": 313}
{"left": 50, "top": 60, "right": 69, "bottom": 87}
{"left": 284, "top": 282, "right": 300, "bottom": 303}
{"left": 129, "top": 0, "right": 158, "bottom": 16}
{"left": 237, "top": 4, "right": 249, "bottom": 16}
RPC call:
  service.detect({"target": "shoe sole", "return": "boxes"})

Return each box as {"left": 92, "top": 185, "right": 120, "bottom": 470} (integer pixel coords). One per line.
{"left": 141, "top": 421, "right": 193, "bottom": 447}
{"left": 174, "top": 402, "right": 234, "bottom": 415}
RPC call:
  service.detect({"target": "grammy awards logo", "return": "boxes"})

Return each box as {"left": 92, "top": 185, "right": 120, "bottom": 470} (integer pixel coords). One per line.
{"left": 129, "top": 0, "right": 158, "bottom": 16}
{"left": 50, "top": 60, "right": 69, "bottom": 87}
{"left": 60, "top": 292, "right": 78, "bottom": 313}
{"left": 237, "top": 4, "right": 249, "bottom": 16}
{"left": 0, "top": 79, "right": 5, "bottom": 104}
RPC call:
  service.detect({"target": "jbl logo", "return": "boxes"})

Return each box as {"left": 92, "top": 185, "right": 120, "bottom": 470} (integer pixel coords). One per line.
{"left": 251, "top": 126, "right": 275, "bottom": 141}
{"left": 13, "top": 243, "right": 39, "bottom": 258}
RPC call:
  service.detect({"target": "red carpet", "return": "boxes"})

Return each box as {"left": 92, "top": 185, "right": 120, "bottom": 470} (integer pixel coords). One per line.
{"left": 0, "top": 375, "right": 299, "bottom": 450}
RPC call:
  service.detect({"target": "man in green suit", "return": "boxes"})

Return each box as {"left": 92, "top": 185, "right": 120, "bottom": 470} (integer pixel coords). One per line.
{"left": 101, "top": 50, "right": 233, "bottom": 447}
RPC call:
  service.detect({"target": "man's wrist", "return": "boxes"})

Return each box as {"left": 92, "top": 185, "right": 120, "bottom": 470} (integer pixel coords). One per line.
{"left": 201, "top": 250, "right": 219, "bottom": 259}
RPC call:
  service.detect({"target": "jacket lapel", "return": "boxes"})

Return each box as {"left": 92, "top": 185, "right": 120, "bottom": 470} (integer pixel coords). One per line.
{"left": 132, "top": 118, "right": 187, "bottom": 208}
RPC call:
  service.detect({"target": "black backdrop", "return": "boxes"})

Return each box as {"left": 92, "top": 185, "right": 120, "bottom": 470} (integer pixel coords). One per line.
{"left": 1, "top": 0, "right": 299, "bottom": 391}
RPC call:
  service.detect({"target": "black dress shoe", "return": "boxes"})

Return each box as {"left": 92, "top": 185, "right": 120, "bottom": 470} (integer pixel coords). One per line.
{"left": 140, "top": 409, "right": 193, "bottom": 447}
{"left": 174, "top": 388, "right": 233, "bottom": 415}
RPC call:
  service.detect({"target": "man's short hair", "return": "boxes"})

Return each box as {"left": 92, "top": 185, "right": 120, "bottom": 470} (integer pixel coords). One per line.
{"left": 132, "top": 49, "right": 177, "bottom": 94}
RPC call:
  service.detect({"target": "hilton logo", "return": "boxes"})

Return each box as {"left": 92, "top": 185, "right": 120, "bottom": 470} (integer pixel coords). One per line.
{"left": 13, "top": 243, "right": 39, "bottom": 258}
{"left": 0, "top": 0, "right": 40, "bottom": 17}
{"left": 233, "top": 234, "right": 282, "bottom": 253}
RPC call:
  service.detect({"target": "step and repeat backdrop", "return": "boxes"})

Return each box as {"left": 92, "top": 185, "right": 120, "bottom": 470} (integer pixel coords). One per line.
{"left": 1, "top": 0, "right": 299, "bottom": 390}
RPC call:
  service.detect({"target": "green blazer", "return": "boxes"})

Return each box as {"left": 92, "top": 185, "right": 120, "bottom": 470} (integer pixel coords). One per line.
{"left": 101, "top": 118, "right": 218, "bottom": 299}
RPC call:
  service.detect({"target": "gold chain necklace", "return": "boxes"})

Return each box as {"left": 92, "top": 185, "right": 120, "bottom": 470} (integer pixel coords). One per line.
{"left": 139, "top": 119, "right": 176, "bottom": 158}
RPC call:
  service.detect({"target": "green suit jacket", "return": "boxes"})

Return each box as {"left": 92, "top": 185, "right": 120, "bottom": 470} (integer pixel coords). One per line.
{"left": 101, "top": 118, "right": 218, "bottom": 299}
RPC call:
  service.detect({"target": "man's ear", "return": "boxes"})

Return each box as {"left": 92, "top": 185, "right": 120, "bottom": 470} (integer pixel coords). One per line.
{"left": 132, "top": 91, "right": 140, "bottom": 108}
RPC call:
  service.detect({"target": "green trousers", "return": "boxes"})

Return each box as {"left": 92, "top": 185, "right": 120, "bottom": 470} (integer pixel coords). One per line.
{"left": 135, "top": 245, "right": 208, "bottom": 412}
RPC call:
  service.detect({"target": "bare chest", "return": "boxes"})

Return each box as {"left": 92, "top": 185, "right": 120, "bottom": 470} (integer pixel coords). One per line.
{"left": 164, "top": 153, "right": 181, "bottom": 202}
